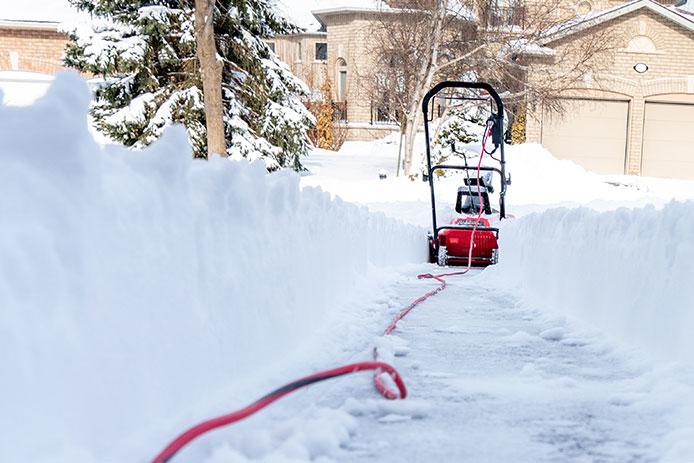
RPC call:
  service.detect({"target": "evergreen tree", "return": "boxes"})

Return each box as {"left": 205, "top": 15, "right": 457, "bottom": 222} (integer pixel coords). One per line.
{"left": 64, "top": 0, "right": 314, "bottom": 170}
{"left": 433, "top": 103, "right": 488, "bottom": 172}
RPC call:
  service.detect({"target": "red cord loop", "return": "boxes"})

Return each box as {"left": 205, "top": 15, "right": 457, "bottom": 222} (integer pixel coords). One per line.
{"left": 151, "top": 361, "right": 406, "bottom": 463}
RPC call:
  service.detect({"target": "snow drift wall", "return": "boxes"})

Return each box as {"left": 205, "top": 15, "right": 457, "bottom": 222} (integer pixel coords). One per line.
{"left": 490, "top": 203, "right": 694, "bottom": 363}
{"left": 0, "top": 73, "right": 424, "bottom": 462}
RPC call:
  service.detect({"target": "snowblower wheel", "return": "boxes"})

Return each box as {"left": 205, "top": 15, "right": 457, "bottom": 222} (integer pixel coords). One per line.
{"left": 437, "top": 245, "right": 448, "bottom": 267}
{"left": 428, "top": 236, "right": 437, "bottom": 263}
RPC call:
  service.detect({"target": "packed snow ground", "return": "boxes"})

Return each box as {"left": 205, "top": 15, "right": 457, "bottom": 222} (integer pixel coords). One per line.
{"left": 298, "top": 136, "right": 694, "bottom": 461}
{"left": 2, "top": 73, "right": 694, "bottom": 462}
{"left": 200, "top": 272, "right": 694, "bottom": 462}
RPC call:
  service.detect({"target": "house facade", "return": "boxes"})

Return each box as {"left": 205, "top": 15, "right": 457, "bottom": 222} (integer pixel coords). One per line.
{"left": 0, "top": 19, "right": 69, "bottom": 105}
{"left": 271, "top": 7, "right": 405, "bottom": 141}
{"left": 525, "top": 0, "right": 694, "bottom": 179}
{"left": 275, "top": 0, "right": 694, "bottom": 179}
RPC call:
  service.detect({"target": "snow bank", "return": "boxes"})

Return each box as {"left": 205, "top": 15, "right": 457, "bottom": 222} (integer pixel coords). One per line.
{"left": 489, "top": 202, "right": 694, "bottom": 364}
{"left": 0, "top": 72, "right": 424, "bottom": 462}
{"left": 503, "top": 144, "right": 630, "bottom": 205}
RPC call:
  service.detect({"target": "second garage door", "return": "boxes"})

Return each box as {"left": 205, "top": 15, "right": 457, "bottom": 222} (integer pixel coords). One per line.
{"left": 642, "top": 102, "right": 694, "bottom": 180}
{"left": 541, "top": 98, "right": 629, "bottom": 175}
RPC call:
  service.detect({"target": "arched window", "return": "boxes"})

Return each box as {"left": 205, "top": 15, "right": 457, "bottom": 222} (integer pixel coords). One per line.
{"left": 336, "top": 58, "right": 347, "bottom": 101}
{"left": 626, "top": 35, "right": 657, "bottom": 53}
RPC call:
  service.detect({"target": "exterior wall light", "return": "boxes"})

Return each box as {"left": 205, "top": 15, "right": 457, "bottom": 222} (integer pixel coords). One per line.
{"left": 634, "top": 63, "right": 649, "bottom": 73}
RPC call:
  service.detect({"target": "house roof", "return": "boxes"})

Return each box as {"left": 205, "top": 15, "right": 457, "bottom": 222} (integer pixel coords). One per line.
{"left": 276, "top": 0, "right": 391, "bottom": 32}
{"left": 312, "top": 6, "right": 400, "bottom": 30}
{"left": 0, "top": 18, "right": 61, "bottom": 31}
{"left": 541, "top": 0, "right": 694, "bottom": 45}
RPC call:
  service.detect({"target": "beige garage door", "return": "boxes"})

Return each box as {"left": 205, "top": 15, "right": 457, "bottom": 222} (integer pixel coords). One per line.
{"left": 642, "top": 102, "right": 694, "bottom": 180}
{"left": 541, "top": 99, "right": 629, "bottom": 174}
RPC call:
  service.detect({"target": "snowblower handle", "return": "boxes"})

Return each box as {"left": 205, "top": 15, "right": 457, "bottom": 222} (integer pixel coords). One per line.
{"left": 422, "top": 81, "right": 504, "bottom": 121}
{"left": 422, "top": 80, "right": 508, "bottom": 242}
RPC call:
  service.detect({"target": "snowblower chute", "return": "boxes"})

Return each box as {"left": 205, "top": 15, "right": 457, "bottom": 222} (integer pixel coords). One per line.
{"left": 423, "top": 81, "right": 511, "bottom": 267}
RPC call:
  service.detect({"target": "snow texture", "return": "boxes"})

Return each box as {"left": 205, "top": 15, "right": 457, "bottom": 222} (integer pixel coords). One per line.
{"left": 0, "top": 72, "right": 425, "bottom": 463}
{"left": 489, "top": 202, "right": 694, "bottom": 364}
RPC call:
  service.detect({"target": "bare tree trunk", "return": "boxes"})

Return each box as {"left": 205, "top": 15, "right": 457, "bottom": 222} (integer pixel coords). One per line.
{"left": 401, "top": 0, "right": 447, "bottom": 176}
{"left": 402, "top": 118, "right": 419, "bottom": 175}
{"left": 194, "top": 0, "right": 226, "bottom": 158}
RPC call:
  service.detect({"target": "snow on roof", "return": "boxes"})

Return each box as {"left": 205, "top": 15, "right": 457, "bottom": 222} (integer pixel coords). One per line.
{"left": 673, "top": 0, "right": 694, "bottom": 19}
{"left": 676, "top": 0, "right": 694, "bottom": 13}
{"left": 275, "top": 0, "right": 390, "bottom": 32}
{"left": 0, "top": 18, "right": 61, "bottom": 31}
{"left": 507, "top": 38, "right": 556, "bottom": 57}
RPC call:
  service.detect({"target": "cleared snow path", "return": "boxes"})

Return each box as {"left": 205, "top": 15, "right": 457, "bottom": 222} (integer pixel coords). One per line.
{"left": 336, "top": 270, "right": 670, "bottom": 462}
{"left": 197, "top": 267, "right": 686, "bottom": 463}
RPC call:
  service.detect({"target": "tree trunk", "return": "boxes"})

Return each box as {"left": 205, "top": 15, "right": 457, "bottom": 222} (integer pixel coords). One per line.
{"left": 194, "top": 0, "right": 226, "bottom": 158}
{"left": 401, "top": 0, "right": 447, "bottom": 176}
{"left": 402, "top": 116, "right": 419, "bottom": 176}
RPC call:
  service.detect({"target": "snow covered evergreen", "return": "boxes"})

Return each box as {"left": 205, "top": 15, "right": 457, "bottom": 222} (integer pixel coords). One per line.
{"left": 64, "top": 0, "right": 314, "bottom": 169}
{"left": 432, "top": 103, "right": 488, "bottom": 171}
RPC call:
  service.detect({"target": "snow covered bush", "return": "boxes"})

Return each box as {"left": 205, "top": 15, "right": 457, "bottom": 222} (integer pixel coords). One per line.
{"left": 64, "top": 0, "right": 313, "bottom": 169}
{"left": 490, "top": 202, "right": 694, "bottom": 363}
{"left": 432, "top": 103, "right": 488, "bottom": 175}
{"left": 0, "top": 73, "right": 423, "bottom": 462}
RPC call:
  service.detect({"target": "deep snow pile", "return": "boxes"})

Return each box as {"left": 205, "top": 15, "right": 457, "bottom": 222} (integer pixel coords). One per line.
{"left": 302, "top": 136, "right": 694, "bottom": 228}
{"left": 488, "top": 202, "right": 694, "bottom": 458}
{"left": 489, "top": 202, "right": 694, "bottom": 364}
{"left": 0, "top": 72, "right": 424, "bottom": 462}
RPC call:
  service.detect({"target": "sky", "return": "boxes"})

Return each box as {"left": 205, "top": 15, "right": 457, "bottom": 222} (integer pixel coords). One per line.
{"left": 1, "top": 0, "right": 380, "bottom": 28}
{"left": 274, "top": 0, "right": 388, "bottom": 31}
{"left": 0, "top": 0, "right": 83, "bottom": 23}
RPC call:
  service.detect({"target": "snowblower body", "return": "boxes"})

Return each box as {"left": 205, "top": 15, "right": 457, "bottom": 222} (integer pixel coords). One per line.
{"left": 423, "top": 81, "right": 511, "bottom": 267}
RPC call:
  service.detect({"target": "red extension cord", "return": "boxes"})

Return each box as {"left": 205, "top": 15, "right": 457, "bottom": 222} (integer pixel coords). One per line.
{"left": 150, "top": 125, "right": 494, "bottom": 463}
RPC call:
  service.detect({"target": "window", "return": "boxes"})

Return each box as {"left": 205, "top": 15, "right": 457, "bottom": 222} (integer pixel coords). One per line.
{"left": 339, "top": 71, "right": 347, "bottom": 100}
{"left": 485, "top": 0, "right": 525, "bottom": 27}
{"left": 371, "top": 95, "right": 400, "bottom": 125}
{"left": 297, "top": 41, "right": 302, "bottom": 61}
{"left": 315, "top": 43, "right": 327, "bottom": 61}
{"left": 627, "top": 35, "right": 657, "bottom": 54}
{"left": 336, "top": 58, "right": 348, "bottom": 101}
{"left": 268, "top": 42, "right": 275, "bottom": 53}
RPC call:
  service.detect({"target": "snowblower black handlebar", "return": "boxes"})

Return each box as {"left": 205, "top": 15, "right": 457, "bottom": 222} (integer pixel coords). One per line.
{"left": 422, "top": 81, "right": 504, "bottom": 120}
{"left": 422, "top": 81, "right": 508, "bottom": 256}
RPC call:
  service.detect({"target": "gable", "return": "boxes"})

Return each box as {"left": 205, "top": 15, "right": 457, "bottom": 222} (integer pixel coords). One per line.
{"left": 541, "top": 0, "right": 694, "bottom": 45}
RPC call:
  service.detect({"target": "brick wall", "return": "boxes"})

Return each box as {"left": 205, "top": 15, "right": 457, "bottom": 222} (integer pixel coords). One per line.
{"left": 325, "top": 12, "right": 378, "bottom": 127}
{"left": 0, "top": 26, "right": 69, "bottom": 74}
{"left": 272, "top": 33, "right": 328, "bottom": 97}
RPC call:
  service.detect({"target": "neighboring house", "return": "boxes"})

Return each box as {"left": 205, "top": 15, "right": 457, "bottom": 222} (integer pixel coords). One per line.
{"left": 0, "top": 19, "right": 69, "bottom": 105}
{"left": 525, "top": 0, "right": 694, "bottom": 179}
{"left": 271, "top": 6, "right": 406, "bottom": 141}
{"left": 276, "top": 0, "right": 694, "bottom": 180}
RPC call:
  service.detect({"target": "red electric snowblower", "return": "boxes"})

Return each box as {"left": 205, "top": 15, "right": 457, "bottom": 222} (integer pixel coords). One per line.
{"left": 423, "top": 81, "right": 511, "bottom": 267}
